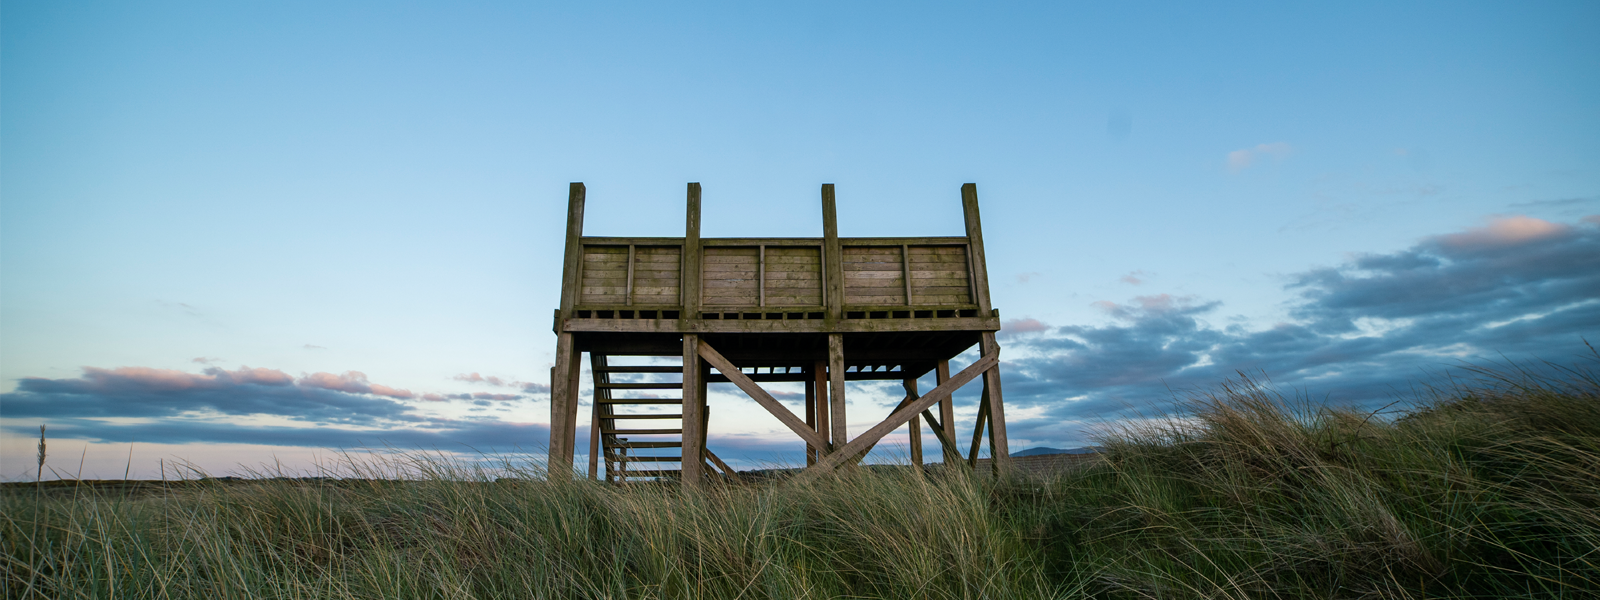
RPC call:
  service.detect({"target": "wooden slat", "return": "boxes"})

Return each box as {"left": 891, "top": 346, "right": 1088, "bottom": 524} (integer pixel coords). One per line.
{"left": 598, "top": 366, "right": 683, "bottom": 373}
{"left": 609, "top": 428, "right": 684, "bottom": 435}
{"left": 597, "top": 398, "right": 682, "bottom": 405}
{"left": 607, "top": 413, "right": 683, "bottom": 419}
{"left": 607, "top": 441, "right": 683, "bottom": 448}
{"left": 598, "top": 382, "right": 683, "bottom": 389}
{"left": 697, "top": 340, "right": 829, "bottom": 450}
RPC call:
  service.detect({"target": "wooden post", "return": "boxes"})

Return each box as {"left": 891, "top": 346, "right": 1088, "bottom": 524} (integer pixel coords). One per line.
{"left": 822, "top": 184, "right": 844, "bottom": 322}
{"left": 937, "top": 360, "right": 957, "bottom": 464}
{"left": 828, "top": 333, "right": 847, "bottom": 449}
{"left": 548, "top": 183, "right": 586, "bottom": 477}
{"left": 804, "top": 372, "right": 817, "bottom": 465}
{"left": 548, "top": 335, "right": 581, "bottom": 477}
{"left": 961, "top": 183, "right": 992, "bottom": 314}
{"left": 683, "top": 183, "right": 703, "bottom": 319}
{"left": 980, "top": 332, "right": 1010, "bottom": 473}
{"left": 962, "top": 184, "right": 1010, "bottom": 473}
{"left": 905, "top": 378, "right": 923, "bottom": 473}
{"left": 681, "top": 335, "right": 704, "bottom": 487}
{"left": 813, "top": 359, "right": 831, "bottom": 455}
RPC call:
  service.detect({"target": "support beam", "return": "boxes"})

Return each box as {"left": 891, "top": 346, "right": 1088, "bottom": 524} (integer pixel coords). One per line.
{"left": 558, "top": 182, "right": 586, "bottom": 319}
{"left": 799, "top": 352, "right": 998, "bottom": 479}
{"left": 828, "top": 333, "right": 848, "bottom": 448}
{"left": 588, "top": 353, "right": 610, "bottom": 480}
{"left": 804, "top": 374, "right": 817, "bottom": 465}
{"left": 980, "top": 331, "right": 1011, "bottom": 473}
{"left": 936, "top": 360, "right": 958, "bottom": 465}
{"left": 814, "top": 359, "right": 831, "bottom": 455}
{"left": 698, "top": 341, "right": 828, "bottom": 450}
{"left": 547, "top": 333, "right": 580, "bottom": 478}
{"left": 681, "top": 335, "right": 704, "bottom": 487}
{"left": 968, "top": 380, "right": 990, "bottom": 469}
{"left": 920, "top": 409, "right": 963, "bottom": 465}
{"left": 905, "top": 378, "right": 923, "bottom": 472}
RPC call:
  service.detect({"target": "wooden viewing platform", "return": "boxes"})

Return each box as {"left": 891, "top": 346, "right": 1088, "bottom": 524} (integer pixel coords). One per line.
{"left": 547, "top": 183, "right": 1011, "bottom": 485}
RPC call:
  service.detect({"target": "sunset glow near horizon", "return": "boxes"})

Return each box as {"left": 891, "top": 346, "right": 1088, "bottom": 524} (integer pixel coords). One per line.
{"left": 3, "top": 1, "right": 1597, "bottom": 479}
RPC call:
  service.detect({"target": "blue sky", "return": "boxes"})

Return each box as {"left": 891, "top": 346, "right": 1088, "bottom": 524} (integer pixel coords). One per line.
{"left": 3, "top": 1, "right": 1597, "bottom": 478}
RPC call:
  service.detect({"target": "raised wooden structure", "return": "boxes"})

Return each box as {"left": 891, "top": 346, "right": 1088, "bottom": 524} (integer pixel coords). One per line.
{"left": 547, "top": 183, "right": 1011, "bottom": 484}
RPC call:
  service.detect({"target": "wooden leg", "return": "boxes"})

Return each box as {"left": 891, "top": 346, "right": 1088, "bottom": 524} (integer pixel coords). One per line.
{"left": 828, "top": 334, "right": 847, "bottom": 449}
{"left": 968, "top": 379, "right": 989, "bottom": 469}
{"left": 681, "top": 335, "right": 704, "bottom": 488}
{"left": 548, "top": 333, "right": 578, "bottom": 478}
{"left": 980, "top": 332, "right": 1011, "bottom": 473}
{"left": 814, "top": 359, "right": 830, "bottom": 455}
{"left": 805, "top": 374, "right": 817, "bottom": 466}
{"left": 905, "top": 378, "right": 922, "bottom": 473}
{"left": 937, "top": 360, "right": 957, "bottom": 465}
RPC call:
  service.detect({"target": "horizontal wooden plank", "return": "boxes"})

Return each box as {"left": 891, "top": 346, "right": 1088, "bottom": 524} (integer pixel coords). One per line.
{"left": 911, "top": 285, "right": 972, "bottom": 293}
{"left": 842, "top": 296, "right": 910, "bottom": 305}
{"left": 765, "top": 270, "right": 820, "bottom": 279}
{"left": 626, "top": 287, "right": 680, "bottom": 295}
{"left": 906, "top": 295, "right": 971, "bottom": 304}
{"left": 842, "top": 263, "right": 903, "bottom": 271}
{"left": 562, "top": 315, "right": 1001, "bottom": 333}
{"left": 844, "top": 270, "right": 904, "bottom": 279}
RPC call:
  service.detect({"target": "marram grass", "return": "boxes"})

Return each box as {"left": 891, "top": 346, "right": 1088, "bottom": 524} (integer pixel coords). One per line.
{"left": 4, "top": 358, "right": 1597, "bottom": 599}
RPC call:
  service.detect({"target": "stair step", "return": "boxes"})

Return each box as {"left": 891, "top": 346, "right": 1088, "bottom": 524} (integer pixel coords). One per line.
{"left": 606, "top": 428, "right": 683, "bottom": 435}
{"left": 598, "top": 398, "right": 681, "bottom": 405}
{"left": 605, "top": 441, "right": 683, "bottom": 449}
{"left": 598, "top": 382, "right": 682, "bottom": 390}
{"left": 619, "top": 469, "right": 681, "bottom": 478}
{"left": 606, "top": 413, "right": 681, "bottom": 420}
{"left": 605, "top": 455, "right": 681, "bottom": 462}
{"left": 597, "top": 366, "right": 683, "bottom": 373}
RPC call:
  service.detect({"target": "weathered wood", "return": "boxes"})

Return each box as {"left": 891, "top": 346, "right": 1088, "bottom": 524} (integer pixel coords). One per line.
{"left": 822, "top": 184, "right": 843, "bottom": 320}
{"left": 828, "top": 333, "right": 848, "bottom": 448}
{"left": 758, "top": 245, "right": 765, "bottom": 307}
{"left": 920, "top": 409, "right": 963, "bottom": 465}
{"left": 805, "top": 374, "right": 817, "bottom": 465}
{"left": 905, "top": 378, "right": 922, "bottom": 471}
{"left": 558, "top": 183, "right": 587, "bottom": 319}
{"left": 683, "top": 183, "right": 702, "bottom": 316}
{"left": 703, "top": 448, "right": 742, "bottom": 483}
{"left": 625, "top": 245, "right": 636, "bottom": 305}
{"left": 697, "top": 340, "right": 829, "bottom": 450}
{"left": 560, "top": 316, "right": 1002, "bottom": 334}
{"left": 589, "top": 353, "right": 610, "bottom": 479}
{"left": 937, "top": 360, "right": 956, "bottom": 464}
{"left": 799, "top": 353, "right": 998, "bottom": 477}
{"left": 681, "top": 334, "right": 704, "bottom": 487}
{"left": 814, "top": 359, "right": 831, "bottom": 455}
{"left": 968, "top": 379, "right": 989, "bottom": 468}
{"left": 548, "top": 333, "right": 579, "bottom": 477}
{"left": 980, "top": 331, "right": 1011, "bottom": 473}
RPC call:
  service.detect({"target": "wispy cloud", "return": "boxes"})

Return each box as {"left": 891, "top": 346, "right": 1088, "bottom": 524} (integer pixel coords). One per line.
{"left": 453, "top": 372, "right": 549, "bottom": 394}
{"left": 1227, "top": 142, "right": 1292, "bottom": 172}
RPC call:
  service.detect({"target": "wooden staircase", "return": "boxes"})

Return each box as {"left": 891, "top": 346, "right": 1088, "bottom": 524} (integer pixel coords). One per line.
{"left": 590, "top": 356, "right": 684, "bottom": 482}
{"left": 588, "top": 355, "right": 743, "bottom": 483}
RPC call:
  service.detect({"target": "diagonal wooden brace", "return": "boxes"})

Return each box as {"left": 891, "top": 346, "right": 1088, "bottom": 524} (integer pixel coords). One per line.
{"left": 796, "top": 352, "right": 999, "bottom": 479}
{"left": 697, "top": 340, "right": 830, "bottom": 451}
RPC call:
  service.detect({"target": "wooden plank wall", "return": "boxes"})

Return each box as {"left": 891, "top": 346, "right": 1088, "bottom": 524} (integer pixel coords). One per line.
{"left": 702, "top": 247, "right": 759, "bottom": 307}
{"left": 577, "top": 241, "right": 972, "bottom": 309}
{"left": 764, "top": 247, "right": 822, "bottom": 306}
{"left": 632, "top": 246, "right": 682, "bottom": 305}
{"left": 842, "top": 246, "right": 906, "bottom": 306}
{"left": 907, "top": 245, "right": 972, "bottom": 305}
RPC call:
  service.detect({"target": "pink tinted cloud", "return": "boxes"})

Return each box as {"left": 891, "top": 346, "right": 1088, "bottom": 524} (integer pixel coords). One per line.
{"left": 63, "top": 365, "right": 296, "bottom": 393}
{"left": 1431, "top": 215, "right": 1572, "bottom": 251}
{"left": 1120, "top": 270, "right": 1150, "bottom": 285}
{"left": 1227, "top": 142, "right": 1292, "bottom": 172}
{"left": 1003, "top": 318, "right": 1049, "bottom": 335}
{"left": 299, "top": 371, "right": 415, "bottom": 399}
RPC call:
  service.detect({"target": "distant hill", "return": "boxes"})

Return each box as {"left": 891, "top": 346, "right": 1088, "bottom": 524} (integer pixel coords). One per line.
{"left": 1012, "top": 446, "right": 1097, "bottom": 457}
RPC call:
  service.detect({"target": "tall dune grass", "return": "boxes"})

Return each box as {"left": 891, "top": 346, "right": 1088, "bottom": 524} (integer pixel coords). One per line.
{"left": 4, "top": 357, "right": 1596, "bottom": 599}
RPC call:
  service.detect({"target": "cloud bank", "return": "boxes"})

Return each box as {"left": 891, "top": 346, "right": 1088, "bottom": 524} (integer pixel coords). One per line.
{"left": 997, "top": 215, "right": 1599, "bottom": 446}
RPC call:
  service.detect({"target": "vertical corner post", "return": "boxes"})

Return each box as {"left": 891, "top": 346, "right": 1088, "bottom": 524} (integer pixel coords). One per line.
{"left": 981, "top": 332, "right": 1010, "bottom": 472}
{"left": 960, "top": 183, "right": 993, "bottom": 314}
{"left": 548, "top": 183, "right": 587, "bottom": 478}
{"left": 681, "top": 335, "right": 705, "bottom": 488}
{"left": 827, "top": 334, "right": 848, "bottom": 448}
{"left": 821, "top": 184, "right": 844, "bottom": 321}
{"left": 683, "top": 183, "right": 703, "bottom": 319}
{"left": 548, "top": 335, "right": 581, "bottom": 478}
